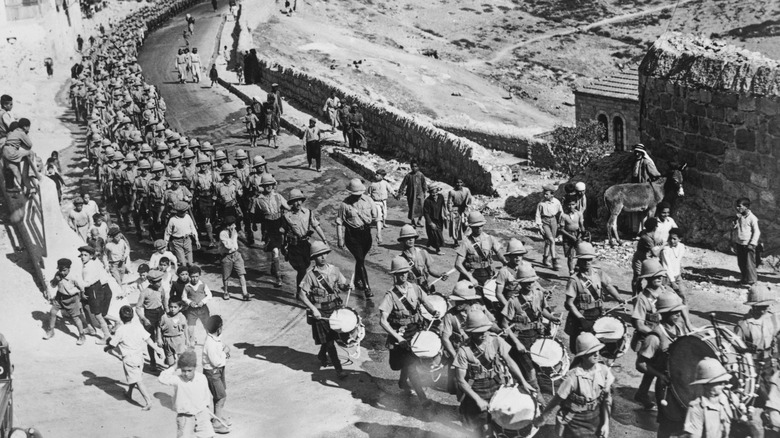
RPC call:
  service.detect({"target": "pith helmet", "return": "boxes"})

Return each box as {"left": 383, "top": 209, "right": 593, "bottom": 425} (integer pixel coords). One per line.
{"left": 309, "top": 241, "right": 331, "bottom": 258}
{"left": 259, "top": 174, "right": 277, "bottom": 186}
{"left": 197, "top": 153, "right": 211, "bottom": 165}
{"left": 389, "top": 256, "right": 411, "bottom": 274}
{"left": 575, "top": 182, "right": 586, "bottom": 191}
{"left": 140, "top": 143, "right": 153, "bottom": 154}
{"left": 182, "top": 149, "right": 195, "bottom": 160}
{"left": 155, "top": 141, "right": 169, "bottom": 152}
{"left": 137, "top": 159, "right": 151, "bottom": 170}
{"left": 288, "top": 189, "right": 306, "bottom": 202}
{"left": 464, "top": 311, "right": 493, "bottom": 333}
{"left": 214, "top": 150, "right": 227, "bottom": 161}
{"left": 515, "top": 264, "right": 539, "bottom": 283}
{"left": 168, "top": 149, "right": 182, "bottom": 160}
{"left": 220, "top": 163, "right": 235, "bottom": 174}
{"left": 252, "top": 155, "right": 267, "bottom": 167}
{"left": 574, "top": 241, "right": 596, "bottom": 259}
{"left": 505, "top": 238, "right": 527, "bottom": 256}
{"left": 112, "top": 151, "right": 125, "bottom": 161}
{"left": 189, "top": 138, "right": 200, "bottom": 148}
{"left": 201, "top": 141, "right": 214, "bottom": 152}
{"left": 639, "top": 259, "right": 667, "bottom": 279}
{"left": 397, "top": 224, "right": 419, "bottom": 241}
{"left": 124, "top": 152, "right": 138, "bottom": 163}
{"left": 151, "top": 161, "right": 165, "bottom": 173}
{"left": 574, "top": 332, "right": 605, "bottom": 358}
{"left": 467, "top": 211, "right": 486, "bottom": 227}
{"left": 235, "top": 149, "right": 248, "bottom": 161}
{"left": 657, "top": 292, "right": 685, "bottom": 314}
{"left": 449, "top": 280, "right": 480, "bottom": 301}
{"left": 690, "top": 358, "right": 732, "bottom": 386}
{"left": 346, "top": 178, "right": 366, "bottom": 195}
{"left": 745, "top": 284, "right": 776, "bottom": 306}
{"left": 168, "top": 170, "right": 183, "bottom": 181}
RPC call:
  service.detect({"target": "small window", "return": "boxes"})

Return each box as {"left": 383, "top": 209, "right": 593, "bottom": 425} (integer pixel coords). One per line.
{"left": 613, "top": 116, "right": 624, "bottom": 151}
{"left": 597, "top": 114, "right": 608, "bottom": 142}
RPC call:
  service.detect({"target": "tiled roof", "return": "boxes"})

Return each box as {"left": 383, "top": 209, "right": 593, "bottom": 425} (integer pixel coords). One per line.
{"left": 576, "top": 69, "right": 639, "bottom": 101}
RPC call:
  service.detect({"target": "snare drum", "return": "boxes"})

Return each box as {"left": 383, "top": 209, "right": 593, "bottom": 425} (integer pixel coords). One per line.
{"left": 420, "top": 293, "right": 448, "bottom": 321}
{"left": 593, "top": 316, "right": 628, "bottom": 360}
{"left": 489, "top": 385, "right": 540, "bottom": 438}
{"left": 668, "top": 326, "right": 756, "bottom": 409}
{"left": 411, "top": 330, "right": 445, "bottom": 384}
{"left": 329, "top": 308, "right": 365, "bottom": 350}
{"left": 482, "top": 279, "right": 498, "bottom": 303}
{"left": 529, "top": 338, "right": 569, "bottom": 380}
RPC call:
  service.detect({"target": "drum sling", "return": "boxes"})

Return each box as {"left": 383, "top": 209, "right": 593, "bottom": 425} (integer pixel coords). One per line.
{"left": 459, "top": 342, "right": 506, "bottom": 429}
{"left": 557, "top": 378, "right": 606, "bottom": 437}
{"left": 388, "top": 288, "right": 421, "bottom": 371}
{"left": 307, "top": 269, "right": 342, "bottom": 322}
{"left": 564, "top": 274, "right": 602, "bottom": 336}
{"left": 401, "top": 250, "right": 428, "bottom": 290}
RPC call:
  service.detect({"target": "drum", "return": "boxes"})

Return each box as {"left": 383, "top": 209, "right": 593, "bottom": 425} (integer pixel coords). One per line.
{"left": 482, "top": 279, "right": 498, "bottom": 303}
{"left": 668, "top": 326, "right": 756, "bottom": 410}
{"left": 489, "top": 385, "right": 540, "bottom": 437}
{"left": 329, "top": 308, "right": 365, "bottom": 350}
{"left": 593, "top": 316, "right": 627, "bottom": 360}
{"left": 420, "top": 293, "right": 448, "bottom": 321}
{"left": 529, "top": 338, "right": 569, "bottom": 381}
{"left": 411, "top": 330, "right": 445, "bottom": 384}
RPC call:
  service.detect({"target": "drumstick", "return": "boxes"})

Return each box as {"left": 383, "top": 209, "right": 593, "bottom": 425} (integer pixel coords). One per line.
{"left": 604, "top": 294, "right": 639, "bottom": 315}
{"left": 427, "top": 268, "right": 456, "bottom": 288}
{"left": 345, "top": 272, "right": 355, "bottom": 306}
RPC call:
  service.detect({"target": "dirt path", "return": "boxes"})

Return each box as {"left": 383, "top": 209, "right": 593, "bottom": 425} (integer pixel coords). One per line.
{"left": 479, "top": 0, "right": 695, "bottom": 65}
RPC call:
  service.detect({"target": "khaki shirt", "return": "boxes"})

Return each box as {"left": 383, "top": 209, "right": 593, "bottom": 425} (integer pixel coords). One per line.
{"left": 683, "top": 394, "right": 733, "bottom": 438}
{"left": 336, "top": 194, "right": 377, "bottom": 229}
{"left": 284, "top": 207, "right": 320, "bottom": 238}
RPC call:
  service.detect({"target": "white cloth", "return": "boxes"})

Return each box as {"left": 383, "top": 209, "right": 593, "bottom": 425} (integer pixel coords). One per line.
{"left": 202, "top": 333, "right": 227, "bottom": 370}
{"left": 660, "top": 243, "right": 686, "bottom": 280}
{"left": 82, "top": 259, "right": 111, "bottom": 286}
{"left": 158, "top": 367, "right": 213, "bottom": 415}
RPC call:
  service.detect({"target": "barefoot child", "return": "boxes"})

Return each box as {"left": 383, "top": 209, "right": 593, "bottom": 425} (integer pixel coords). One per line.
{"left": 44, "top": 258, "right": 89, "bottom": 345}
{"left": 559, "top": 197, "right": 584, "bottom": 275}
{"left": 158, "top": 350, "right": 215, "bottom": 438}
{"left": 106, "top": 305, "right": 164, "bottom": 410}
{"left": 535, "top": 185, "right": 562, "bottom": 270}
{"left": 367, "top": 169, "right": 391, "bottom": 244}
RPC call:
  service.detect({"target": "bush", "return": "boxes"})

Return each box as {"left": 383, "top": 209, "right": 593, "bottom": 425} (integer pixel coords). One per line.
{"left": 547, "top": 121, "right": 612, "bottom": 176}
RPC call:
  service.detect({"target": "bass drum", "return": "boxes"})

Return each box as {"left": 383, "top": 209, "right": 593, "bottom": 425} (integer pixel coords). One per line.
{"left": 667, "top": 326, "right": 756, "bottom": 409}
{"left": 489, "top": 385, "right": 540, "bottom": 438}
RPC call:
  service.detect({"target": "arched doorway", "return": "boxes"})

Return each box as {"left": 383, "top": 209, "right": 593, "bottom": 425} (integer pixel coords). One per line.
{"left": 613, "top": 116, "right": 624, "bottom": 151}
{"left": 597, "top": 114, "right": 608, "bottom": 142}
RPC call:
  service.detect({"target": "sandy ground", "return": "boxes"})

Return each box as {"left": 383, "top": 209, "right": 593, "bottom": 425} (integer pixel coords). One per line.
{"left": 2, "top": 1, "right": 780, "bottom": 437}
{"left": 246, "top": 0, "right": 780, "bottom": 124}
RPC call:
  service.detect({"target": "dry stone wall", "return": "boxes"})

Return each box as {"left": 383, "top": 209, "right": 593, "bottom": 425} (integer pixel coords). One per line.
{"left": 639, "top": 33, "right": 780, "bottom": 250}
{"left": 252, "top": 61, "right": 513, "bottom": 195}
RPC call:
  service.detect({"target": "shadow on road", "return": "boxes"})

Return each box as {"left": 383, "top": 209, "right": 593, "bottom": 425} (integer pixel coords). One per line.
{"left": 31, "top": 310, "right": 75, "bottom": 338}
{"left": 354, "top": 421, "right": 449, "bottom": 438}
{"left": 234, "top": 343, "right": 464, "bottom": 427}
{"left": 613, "top": 386, "right": 659, "bottom": 432}
{"left": 82, "top": 370, "right": 131, "bottom": 402}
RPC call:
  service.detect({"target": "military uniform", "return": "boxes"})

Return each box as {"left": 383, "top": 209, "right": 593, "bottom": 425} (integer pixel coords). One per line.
{"left": 147, "top": 174, "right": 168, "bottom": 239}
{"left": 284, "top": 207, "right": 320, "bottom": 287}
{"left": 502, "top": 286, "right": 548, "bottom": 390}
{"left": 563, "top": 268, "right": 612, "bottom": 352}
{"left": 555, "top": 363, "right": 614, "bottom": 437}
{"left": 456, "top": 233, "right": 502, "bottom": 287}
{"left": 193, "top": 170, "right": 216, "bottom": 242}
{"left": 399, "top": 247, "right": 433, "bottom": 292}
{"left": 215, "top": 178, "right": 242, "bottom": 226}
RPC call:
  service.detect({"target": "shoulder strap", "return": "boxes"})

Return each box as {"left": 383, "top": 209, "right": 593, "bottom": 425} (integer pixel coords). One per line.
{"left": 392, "top": 285, "right": 418, "bottom": 315}
{"left": 469, "top": 235, "right": 490, "bottom": 262}
{"left": 312, "top": 268, "right": 337, "bottom": 297}
{"left": 577, "top": 271, "right": 601, "bottom": 300}
{"left": 401, "top": 249, "right": 424, "bottom": 278}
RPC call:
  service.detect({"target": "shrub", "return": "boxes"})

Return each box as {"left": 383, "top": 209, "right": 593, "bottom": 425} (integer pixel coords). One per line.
{"left": 547, "top": 121, "right": 612, "bottom": 176}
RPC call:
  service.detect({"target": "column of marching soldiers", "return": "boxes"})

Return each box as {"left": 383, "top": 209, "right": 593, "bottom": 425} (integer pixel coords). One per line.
{"left": 59, "top": 2, "right": 780, "bottom": 438}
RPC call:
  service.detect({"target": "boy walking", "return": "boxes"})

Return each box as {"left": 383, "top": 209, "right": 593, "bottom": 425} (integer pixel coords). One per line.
{"left": 158, "top": 350, "right": 215, "bottom": 438}
{"left": 44, "top": 258, "right": 89, "bottom": 345}
{"left": 732, "top": 197, "right": 760, "bottom": 285}
{"left": 106, "top": 305, "right": 165, "bottom": 411}
{"left": 660, "top": 227, "right": 687, "bottom": 303}
{"left": 158, "top": 301, "right": 188, "bottom": 367}
{"left": 367, "top": 169, "right": 391, "bottom": 244}
{"left": 203, "top": 316, "right": 231, "bottom": 434}
{"left": 535, "top": 185, "right": 562, "bottom": 270}
{"left": 184, "top": 265, "right": 212, "bottom": 347}
{"left": 559, "top": 197, "right": 584, "bottom": 274}
{"left": 136, "top": 270, "right": 167, "bottom": 372}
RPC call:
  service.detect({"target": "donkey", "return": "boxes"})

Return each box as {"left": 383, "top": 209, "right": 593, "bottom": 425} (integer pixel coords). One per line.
{"left": 604, "top": 165, "right": 686, "bottom": 246}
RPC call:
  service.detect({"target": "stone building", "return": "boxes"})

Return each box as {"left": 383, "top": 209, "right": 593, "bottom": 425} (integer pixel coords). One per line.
{"left": 639, "top": 33, "right": 780, "bottom": 249}
{"left": 574, "top": 69, "right": 640, "bottom": 151}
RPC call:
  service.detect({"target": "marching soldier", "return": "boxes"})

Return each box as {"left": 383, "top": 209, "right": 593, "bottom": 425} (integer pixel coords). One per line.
{"left": 336, "top": 178, "right": 379, "bottom": 298}
{"left": 130, "top": 158, "right": 152, "bottom": 239}
{"left": 181, "top": 148, "right": 197, "bottom": 188}
{"left": 298, "top": 241, "right": 350, "bottom": 379}
{"left": 396, "top": 225, "right": 449, "bottom": 293}
{"left": 163, "top": 170, "right": 192, "bottom": 222}
{"left": 636, "top": 292, "right": 691, "bottom": 438}
{"left": 454, "top": 311, "right": 535, "bottom": 437}
{"left": 214, "top": 163, "right": 243, "bottom": 232}
{"left": 536, "top": 332, "right": 614, "bottom": 438}
{"left": 118, "top": 152, "right": 138, "bottom": 229}
{"left": 454, "top": 211, "right": 506, "bottom": 308}
{"left": 563, "top": 241, "right": 625, "bottom": 353}
{"left": 734, "top": 284, "right": 780, "bottom": 438}
{"left": 501, "top": 264, "right": 559, "bottom": 393}
{"left": 283, "top": 189, "right": 327, "bottom": 295}
{"left": 244, "top": 155, "right": 269, "bottom": 247}
{"left": 378, "top": 257, "right": 441, "bottom": 408}
{"left": 250, "top": 174, "right": 289, "bottom": 287}
{"left": 193, "top": 153, "right": 216, "bottom": 246}
{"left": 682, "top": 358, "right": 736, "bottom": 438}
{"left": 494, "top": 238, "right": 532, "bottom": 310}
{"left": 233, "top": 149, "right": 252, "bottom": 237}
{"left": 147, "top": 160, "right": 168, "bottom": 240}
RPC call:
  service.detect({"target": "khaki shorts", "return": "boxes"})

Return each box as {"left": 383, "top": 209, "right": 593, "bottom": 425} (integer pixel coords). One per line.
{"left": 177, "top": 411, "right": 215, "bottom": 438}
{"left": 221, "top": 251, "right": 246, "bottom": 280}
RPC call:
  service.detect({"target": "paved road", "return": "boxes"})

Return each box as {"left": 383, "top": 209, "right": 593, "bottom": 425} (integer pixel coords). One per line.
{"left": 10, "top": 1, "right": 758, "bottom": 437}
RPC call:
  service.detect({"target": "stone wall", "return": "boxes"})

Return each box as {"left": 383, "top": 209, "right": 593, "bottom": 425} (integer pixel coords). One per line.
{"left": 432, "top": 121, "right": 545, "bottom": 158}
{"left": 639, "top": 33, "right": 780, "bottom": 250}
{"left": 574, "top": 93, "right": 640, "bottom": 150}
{"left": 251, "top": 61, "right": 513, "bottom": 195}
